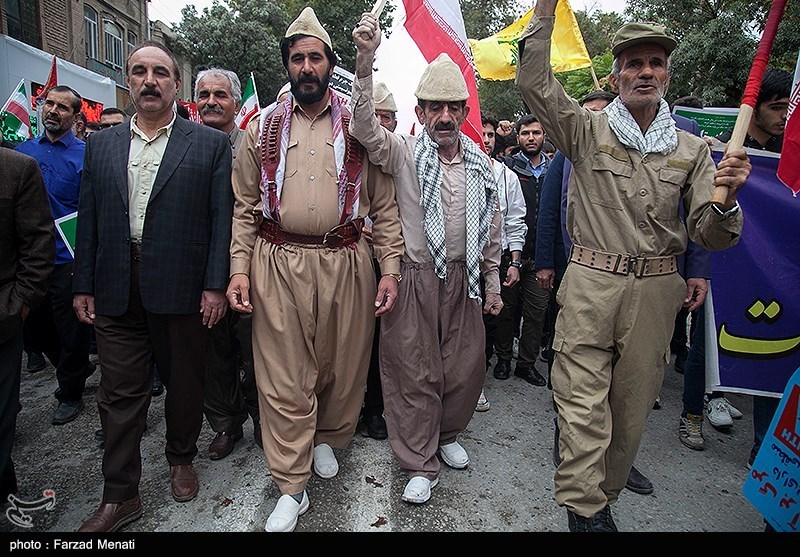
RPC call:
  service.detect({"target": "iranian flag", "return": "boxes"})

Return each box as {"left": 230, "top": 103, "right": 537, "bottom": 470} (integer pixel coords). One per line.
{"left": 401, "top": 0, "right": 483, "bottom": 148}
{"left": 1, "top": 79, "right": 33, "bottom": 142}
{"left": 235, "top": 72, "right": 261, "bottom": 130}
{"left": 777, "top": 49, "right": 800, "bottom": 195}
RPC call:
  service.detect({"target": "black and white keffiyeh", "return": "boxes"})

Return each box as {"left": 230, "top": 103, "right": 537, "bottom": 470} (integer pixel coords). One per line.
{"left": 414, "top": 128, "right": 497, "bottom": 301}
{"left": 605, "top": 96, "right": 678, "bottom": 155}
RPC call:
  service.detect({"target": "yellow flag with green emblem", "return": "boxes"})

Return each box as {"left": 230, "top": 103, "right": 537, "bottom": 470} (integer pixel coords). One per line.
{"left": 468, "top": 0, "right": 592, "bottom": 81}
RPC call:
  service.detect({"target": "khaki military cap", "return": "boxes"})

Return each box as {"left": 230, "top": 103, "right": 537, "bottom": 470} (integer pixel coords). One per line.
{"left": 414, "top": 53, "right": 468, "bottom": 102}
{"left": 285, "top": 7, "right": 332, "bottom": 51}
{"left": 374, "top": 82, "right": 397, "bottom": 113}
{"left": 611, "top": 22, "right": 677, "bottom": 57}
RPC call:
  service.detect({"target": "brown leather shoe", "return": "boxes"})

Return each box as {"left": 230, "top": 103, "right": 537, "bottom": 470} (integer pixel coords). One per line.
{"left": 77, "top": 495, "right": 142, "bottom": 532}
{"left": 208, "top": 429, "right": 243, "bottom": 460}
{"left": 170, "top": 464, "right": 199, "bottom": 502}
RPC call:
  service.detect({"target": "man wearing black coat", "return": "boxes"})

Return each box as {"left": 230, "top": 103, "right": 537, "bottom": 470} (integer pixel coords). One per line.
{"left": 72, "top": 42, "right": 232, "bottom": 532}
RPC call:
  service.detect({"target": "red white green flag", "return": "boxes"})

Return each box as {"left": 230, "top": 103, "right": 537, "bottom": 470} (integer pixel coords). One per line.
{"left": 235, "top": 72, "right": 260, "bottom": 130}
{"left": 1, "top": 79, "right": 33, "bottom": 142}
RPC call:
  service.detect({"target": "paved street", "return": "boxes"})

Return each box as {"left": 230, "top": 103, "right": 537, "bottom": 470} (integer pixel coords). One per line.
{"left": 0, "top": 351, "right": 769, "bottom": 535}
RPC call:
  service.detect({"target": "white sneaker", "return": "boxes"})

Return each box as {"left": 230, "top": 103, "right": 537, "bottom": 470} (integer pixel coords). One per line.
{"left": 439, "top": 441, "right": 469, "bottom": 469}
{"left": 313, "top": 443, "right": 339, "bottom": 478}
{"left": 724, "top": 398, "right": 743, "bottom": 419}
{"left": 265, "top": 491, "right": 309, "bottom": 532}
{"left": 475, "top": 390, "right": 490, "bottom": 412}
{"left": 401, "top": 476, "right": 439, "bottom": 504}
{"left": 705, "top": 396, "right": 733, "bottom": 429}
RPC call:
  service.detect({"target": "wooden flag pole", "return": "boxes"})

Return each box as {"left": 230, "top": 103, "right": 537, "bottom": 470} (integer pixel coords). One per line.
{"left": 371, "top": 0, "right": 387, "bottom": 16}
{"left": 590, "top": 65, "right": 601, "bottom": 91}
{"left": 711, "top": 0, "right": 787, "bottom": 206}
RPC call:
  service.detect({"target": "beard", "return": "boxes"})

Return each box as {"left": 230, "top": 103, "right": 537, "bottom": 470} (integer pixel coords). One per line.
{"left": 520, "top": 143, "right": 542, "bottom": 159}
{"left": 290, "top": 71, "right": 330, "bottom": 105}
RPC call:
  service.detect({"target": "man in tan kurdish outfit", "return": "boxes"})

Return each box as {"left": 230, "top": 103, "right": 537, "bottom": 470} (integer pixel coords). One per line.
{"left": 352, "top": 13, "right": 503, "bottom": 505}
{"left": 226, "top": 7, "right": 403, "bottom": 532}
{"left": 518, "top": 0, "right": 752, "bottom": 532}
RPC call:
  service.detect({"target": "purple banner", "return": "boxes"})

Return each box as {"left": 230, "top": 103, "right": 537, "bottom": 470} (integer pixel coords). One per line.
{"left": 710, "top": 151, "right": 800, "bottom": 396}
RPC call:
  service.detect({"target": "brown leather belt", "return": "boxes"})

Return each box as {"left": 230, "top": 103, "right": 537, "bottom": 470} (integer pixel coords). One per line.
{"left": 258, "top": 218, "right": 364, "bottom": 248}
{"left": 570, "top": 245, "right": 677, "bottom": 278}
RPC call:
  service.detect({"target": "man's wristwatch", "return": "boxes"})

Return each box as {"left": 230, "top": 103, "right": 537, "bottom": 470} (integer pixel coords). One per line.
{"left": 711, "top": 201, "right": 740, "bottom": 219}
{"left": 509, "top": 261, "right": 523, "bottom": 270}
{"left": 384, "top": 273, "right": 402, "bottom": 283}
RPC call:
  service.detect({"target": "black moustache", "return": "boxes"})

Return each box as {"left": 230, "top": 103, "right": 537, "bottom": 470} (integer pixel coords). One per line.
{"left": 140, "top": 88, "right": 160, "bottom": 96}
{"left": 298, "top": 75, "right": 321, "bottom": 85}
{"left": 435, "top": 124, "right": 455, "bottom": 131}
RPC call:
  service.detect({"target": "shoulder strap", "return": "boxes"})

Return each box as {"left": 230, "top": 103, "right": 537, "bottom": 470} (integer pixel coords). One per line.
{"left": 260, "top": 103, "right": 287, "bottom": 222}
{"left": 339, "top": 106, "right": 364, "bottom": 224}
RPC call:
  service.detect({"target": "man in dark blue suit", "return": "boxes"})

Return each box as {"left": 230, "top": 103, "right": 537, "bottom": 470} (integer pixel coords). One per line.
{"left": 72, "top": 41, "right": 233, "bottom": 532}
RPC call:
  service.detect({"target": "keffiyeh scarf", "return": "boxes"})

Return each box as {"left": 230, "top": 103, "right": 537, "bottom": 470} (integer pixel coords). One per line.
{"left": 414, "top": 128, "right": 496, "bottom": 301}
{"left": 605, "top": 96, "right": 678, "bottom": 155}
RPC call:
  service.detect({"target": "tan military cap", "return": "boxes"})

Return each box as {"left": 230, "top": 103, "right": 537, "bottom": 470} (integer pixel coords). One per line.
{"left": 611, "top": 22, "right": 677, "bottom": 57}
{"left": 414, "top": 53, "right": 468, "bottom": 102}
{"left": 285, "top": 7, "right": 332, "bottom": 51}
{"left": 374, "top": 82, "right": 397, "bottom": 113}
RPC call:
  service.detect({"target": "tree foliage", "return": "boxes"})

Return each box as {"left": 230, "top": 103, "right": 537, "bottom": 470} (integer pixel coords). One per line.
{"left": 172, "top": 0, "right": 289, "bottom": 106}
{"left": 625, "top": 0, "right": 800, "bottom": 106}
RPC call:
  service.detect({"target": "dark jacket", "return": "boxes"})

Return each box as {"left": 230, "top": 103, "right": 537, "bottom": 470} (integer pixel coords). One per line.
{"left": 73, "top": 116, "right": 233, "bottom": 316}
{"left": 0, "top": 148, "right": 55, "bottom": 343}
{"left": 503, "top": 150, "right": 550, "bottom": 261}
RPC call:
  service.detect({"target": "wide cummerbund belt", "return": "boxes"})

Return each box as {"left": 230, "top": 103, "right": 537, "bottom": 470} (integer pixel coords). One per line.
{"left": 570, "top": 244, "right": 678, "bottom": 278}
{"left": 258, "top": 217, "right": 364, "bottom": 249}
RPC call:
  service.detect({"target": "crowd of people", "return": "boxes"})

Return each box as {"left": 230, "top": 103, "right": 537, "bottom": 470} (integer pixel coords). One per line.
{"left": 0, "top": 0, "right": 791, "bottom": 533}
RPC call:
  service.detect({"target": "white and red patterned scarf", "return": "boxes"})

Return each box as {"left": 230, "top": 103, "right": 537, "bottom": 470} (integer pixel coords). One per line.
{"left": 259, "top": 89, "right": 361, "bottom": 221}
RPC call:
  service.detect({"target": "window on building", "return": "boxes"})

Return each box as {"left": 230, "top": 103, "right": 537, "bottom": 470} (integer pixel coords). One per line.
{"left": 104, "top": 21, "right": 124, "bottom": 69}
{"left": 5, "top": 0, "right": 41, "bottom": 48}
{"left": 84, "top": 6, "right": 98, "bottom": 59}
{"left": 127, "top": 31, "right": 137, "bottom": 57}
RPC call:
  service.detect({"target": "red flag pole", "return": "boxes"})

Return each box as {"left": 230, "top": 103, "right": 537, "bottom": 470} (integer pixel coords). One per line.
{"left": 711, "top": 0, "right": 787, "bottom": 206}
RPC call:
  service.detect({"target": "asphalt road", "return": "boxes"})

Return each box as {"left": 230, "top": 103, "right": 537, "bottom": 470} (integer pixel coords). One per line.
{"left": 0, "top": 350, "right": 773, "bottom": 539}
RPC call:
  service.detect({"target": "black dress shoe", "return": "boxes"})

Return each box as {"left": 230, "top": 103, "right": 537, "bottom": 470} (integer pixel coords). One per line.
{"left": 567, "top": 505, "right": 618, "bottom": 532}
{"left": 26, "top": 352, "right": 46, "bottom": 373}
{"left": 493, "top": 359, "right": 511, "bottom": 380}
{"left": 364, "top": 414, "right": 388, "bottom": 440}
{"left": 625, "top": 465, "right": 654, "bottom": 495}
{"left": 514, "top": 366, "right": 546, "bottom": 386}
{"left": 208, "top": 429, "right": 244, "bottom": 460}
{"left": 52, "top": 400, "right": 84, "bottom": 425}
{"left": 151, "top": 372, "right": 164, "bottom": 397}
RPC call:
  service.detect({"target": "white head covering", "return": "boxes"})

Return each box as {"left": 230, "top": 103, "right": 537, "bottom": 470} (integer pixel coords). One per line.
{"left": 285, "top": 7, "right": 332, "bottom": 51}
{"left": 374, "top": 82, "right": 397, "bottom": 112}
{"left": 414, "top": 53, "right": 468, "bottom": 101}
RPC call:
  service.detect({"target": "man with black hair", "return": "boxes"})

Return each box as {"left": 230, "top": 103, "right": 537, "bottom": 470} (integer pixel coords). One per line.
{"left": 478, "top": 110, "right": 527, "bottom": 411}
{"left": 493, "top": 114, "right": 551, "bottom": 388}
{"left": 227, "top": 7, "right": 402, "bottom": 532}
{"left": 717, "top": 68, "right": 790, "bottom": 153}
{"left": 98, "top": 107, "right": 127, "bottom": 129}
{"left": 16, "top": 85, "right": 93, "bottom": 426}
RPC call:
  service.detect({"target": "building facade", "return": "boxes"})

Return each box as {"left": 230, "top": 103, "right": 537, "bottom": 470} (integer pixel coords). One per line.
{"left": 2, "top": 0, "right": 190, "bottom": 111}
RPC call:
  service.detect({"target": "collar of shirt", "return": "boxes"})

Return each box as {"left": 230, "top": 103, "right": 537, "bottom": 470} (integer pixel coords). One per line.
{"left": 36, "top": 131, "right": 79, "bottom": 148}
{"left": 291, "top": 91, "right": 333, "bottom": 122}
{"left": 526, "top": 154, "right": 548, "bottom": 178}
{"left": 130, "top": 111, "right": 177, "bottom": 142}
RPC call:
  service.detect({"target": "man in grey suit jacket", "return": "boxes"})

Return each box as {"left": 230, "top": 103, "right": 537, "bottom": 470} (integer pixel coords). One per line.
{"left": 72, "top": 41, "right": 233, "bottom": 532}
